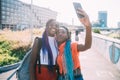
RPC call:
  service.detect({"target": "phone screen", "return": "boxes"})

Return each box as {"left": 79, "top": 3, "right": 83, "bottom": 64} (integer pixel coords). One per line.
{"left": 73, "top": 2, "right": 84, "bottom": 18}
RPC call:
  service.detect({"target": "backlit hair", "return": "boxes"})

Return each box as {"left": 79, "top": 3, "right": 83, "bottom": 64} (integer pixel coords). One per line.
{"left": 46, "top": 19, "right": 55, "bottom": 28}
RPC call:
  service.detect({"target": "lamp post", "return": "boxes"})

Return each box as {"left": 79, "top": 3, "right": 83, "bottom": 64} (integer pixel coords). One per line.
{"left": 30, "top": 0, "right": 33, "bottom": 42}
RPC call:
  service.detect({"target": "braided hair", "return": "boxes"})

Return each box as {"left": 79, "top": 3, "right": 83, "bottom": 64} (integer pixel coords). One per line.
{"left": 42, "top": 19, "right": 56, "bottom": 70}
{"left": 60, "top": 26, "right": 74, "bottom": 80}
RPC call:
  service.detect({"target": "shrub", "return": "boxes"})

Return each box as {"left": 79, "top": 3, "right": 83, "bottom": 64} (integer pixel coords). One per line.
{"left": 0, "top": 54, "right": 19, "bottom": 66}
{"left": 93, "top": 28, "right": 101, "bottom": 34}
{"left": 0, "top": 29, "right": 42, "bottom": 66}
{"left": 0, "top": 39, "right": 30, "bottom": 66}
{"left": 10, "top": 45, "right": 30, "bottom": 60}
{"left": 0, "top": 41, "right": 11, "bottom": 54}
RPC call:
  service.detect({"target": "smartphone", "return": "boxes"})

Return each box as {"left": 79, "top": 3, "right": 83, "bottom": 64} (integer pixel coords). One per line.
{"left": 73, "top": 2, "right": 84, "bottom": 18}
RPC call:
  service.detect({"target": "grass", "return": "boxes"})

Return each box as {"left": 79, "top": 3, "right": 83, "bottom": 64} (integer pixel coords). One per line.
{"left": 107, "top": 33, "right": 120, "bottom": 39}
{"left": 92, "top": 28, "right": 101, "bottom": 34}
{"left": 0, "top": 28, "right": 44, "bottom": 66}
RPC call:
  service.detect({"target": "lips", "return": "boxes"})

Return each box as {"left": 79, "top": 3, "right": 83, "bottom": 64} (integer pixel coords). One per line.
{"left": 50, "top": 28, "right": 57, "bottom": 34}
{"left": 51, "top": 29, "right": 56, "bottom": 33}
{"left": 57, "top": 35, "right": 63, "bottom": 41}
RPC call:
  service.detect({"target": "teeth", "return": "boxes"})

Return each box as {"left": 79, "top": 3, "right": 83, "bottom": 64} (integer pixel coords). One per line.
{"left": 52, "top": 29, "right": 55, "bottom": 32}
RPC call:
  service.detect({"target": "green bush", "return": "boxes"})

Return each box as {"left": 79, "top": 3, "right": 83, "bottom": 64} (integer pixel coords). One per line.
{"left": 10, "top": 46, "right": 30, "bottom": 60}
{"left": 93, "top": 28, "right": 101, "bottom": 34}
{"left": 0, "top": 40, "right": 30, "bottom": 66}
{"left": 0, "top": 54, "right": 19, "bottom": 66}
{"left": 0, "top": 41, "right": 11, "bottom": 54}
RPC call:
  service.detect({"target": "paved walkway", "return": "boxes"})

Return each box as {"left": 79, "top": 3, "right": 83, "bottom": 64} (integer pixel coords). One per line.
{"left": 80, "top": 48, "right": 120, "bottom": 80}
{"left": 0, "top": 33, "right": 120, "bottom": 80}
{"left": 74, "top": 33, "right": 120, "bottom": 80}
{"left": 0, "top": 69, "right": 17, "bottom": 80}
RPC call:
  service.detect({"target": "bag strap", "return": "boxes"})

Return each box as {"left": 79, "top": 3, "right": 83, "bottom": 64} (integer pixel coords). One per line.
{"left": 35, "top": 37, "right": 42, "bottom": 73}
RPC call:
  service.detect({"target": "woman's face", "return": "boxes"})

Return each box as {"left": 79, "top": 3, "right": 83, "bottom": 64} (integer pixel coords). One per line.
{"left": 56, "top": 27, "right": 68, "bottom": 43}
{"left": 47, "top": 21, "right": 59, "bottom": 37}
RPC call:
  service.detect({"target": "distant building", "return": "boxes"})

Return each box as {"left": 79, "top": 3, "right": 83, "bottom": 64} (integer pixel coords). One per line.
{"left": 0, "top": 0, "right": 57, "bottom": 30}
{"left": 98, "top": 11, "right": 107, "bottom": 27}
{"left": 117, "top": 22, "right": 120, "bottom": 28}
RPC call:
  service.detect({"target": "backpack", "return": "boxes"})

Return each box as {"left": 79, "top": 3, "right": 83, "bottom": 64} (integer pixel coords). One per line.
{"left": 7, "top": 37, "right": 42, "bottom": 80}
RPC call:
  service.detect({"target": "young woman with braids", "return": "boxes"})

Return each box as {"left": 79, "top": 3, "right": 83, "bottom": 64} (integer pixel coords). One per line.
{"left": 56, "top": 9, "right": 92, "bottom": 80}
{"left": 29, "top": 19, "right": 59, "bottom": 80}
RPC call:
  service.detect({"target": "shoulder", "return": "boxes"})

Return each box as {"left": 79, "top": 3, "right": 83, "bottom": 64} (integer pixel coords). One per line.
{"left": 71, "top": 42, "right": 80, "bottom": 54}
{"left": 33, "top": 37, "right": 42, "bottom": 47}
{"left": 71, "top": 42, "right": 78, "bottom": 46}
{"left": 71, "top": 42, "right": 78, "bottom": 50}
{"left": 35, "top": 37, "right": 42, "bottom": 40}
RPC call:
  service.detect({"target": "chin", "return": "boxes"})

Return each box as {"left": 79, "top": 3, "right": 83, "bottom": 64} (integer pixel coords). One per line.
{"left": 57, "top": 40, "right": 60, "bottom": 42}
{"left": 59, "top": 40, "right": 64, "bottom": 43}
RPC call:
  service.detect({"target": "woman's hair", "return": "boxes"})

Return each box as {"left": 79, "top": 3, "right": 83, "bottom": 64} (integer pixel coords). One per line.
{"left": 58, "top": 26, "right": 74, "bottom": 79}
{"left": 46, "top": 19, "right": 55, "bottom": 28}
{"left": 64, "top": 39, "right": 74, "bottom": 80}
{"left": 41, "top": 19, "right": 56, "bottom": 70}
{"left": 59, "top": 26, "right": 71, "bottom": 40}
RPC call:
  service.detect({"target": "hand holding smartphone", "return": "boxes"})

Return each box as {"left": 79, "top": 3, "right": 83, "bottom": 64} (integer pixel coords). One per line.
{"left": 73, "top": 2, "right": 84, "bottom": 18}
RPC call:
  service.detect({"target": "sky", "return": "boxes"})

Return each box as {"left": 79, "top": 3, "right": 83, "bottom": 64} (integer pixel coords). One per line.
{"left": 20, "top": 0, "right": 120, "bottom": 28}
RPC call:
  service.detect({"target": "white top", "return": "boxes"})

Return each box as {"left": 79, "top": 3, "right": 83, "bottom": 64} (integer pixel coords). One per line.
{"left": 40, "top": 36, "right": 58, "bottom": 65}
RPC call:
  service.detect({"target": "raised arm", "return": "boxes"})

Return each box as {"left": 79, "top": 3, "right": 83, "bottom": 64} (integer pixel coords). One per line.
{"left": 77, "top": 9, "right": 92, "bottom": 51}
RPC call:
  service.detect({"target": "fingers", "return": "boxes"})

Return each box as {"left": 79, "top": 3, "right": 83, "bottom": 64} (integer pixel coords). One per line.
{"left": 77, "top": 9, "right": 88, "bottom": 18}
{"left": 76, "top": 9, "right": 91, "bottom": 27}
